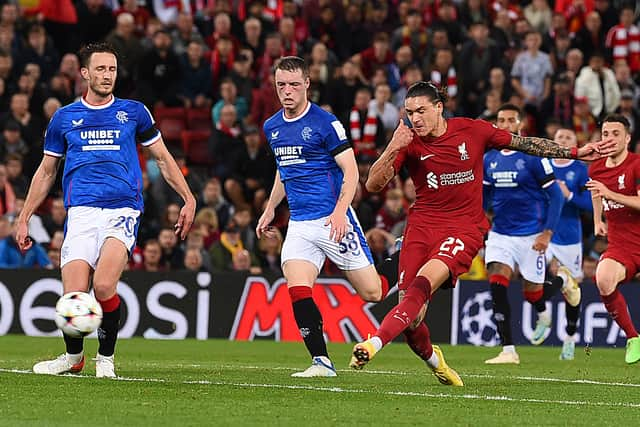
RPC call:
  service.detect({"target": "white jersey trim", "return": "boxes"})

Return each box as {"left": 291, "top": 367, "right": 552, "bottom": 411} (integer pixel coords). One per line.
{"left": 551, "top": 159, "right": 575, "bottom": 168}
{"left": 80, "top": 95, "right": 115, "bottom": 110}
{"left": 282, "top": 101, "right": 312, "bottom": 123}
{"left": 43, "top": 150, "right": 63, "bottom": 157}
{"left": 140, "top": 133, "right": 161, "bottom": 147}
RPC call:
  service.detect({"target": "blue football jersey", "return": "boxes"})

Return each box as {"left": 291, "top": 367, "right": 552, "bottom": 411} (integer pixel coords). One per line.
{"left": 483, "top": 150, "right": 556, "bottom": 235}
{"left": 264, "top": 102, "right": 351, "bottom": 221}
{"left": 44, "top": 97, "right": 160, "bottom": 211}
{"left": 550, "top": 159, "right": 592, "bottom": 245}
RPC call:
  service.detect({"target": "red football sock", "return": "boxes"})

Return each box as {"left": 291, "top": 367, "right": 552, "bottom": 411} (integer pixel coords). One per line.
{"left": 403, "top": 322, "right": 433, "bottom": 361}
{"left": 601, "top": 289, "right": 639, "bottom": 338}
{"left": 377, "top": 276, "right": 431, "bottom": 346}
{"left": 379, "top": 274, "right": 390, "bottom": 301}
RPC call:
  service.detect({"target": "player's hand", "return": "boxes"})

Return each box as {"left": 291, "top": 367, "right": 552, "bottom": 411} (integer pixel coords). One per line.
{"left": 556, "top": 180, "right": 571, "bottom": 198}
{"left": 15, "top": 221, "right": 32, "bottom": 252}
{"left": 585, "top": 179, "right": 612, "bottom": 199}
{"left": 389, "top": 118, "right": 414, "bottom": 150}
{"left": 174, "top": 197, "right": 196, "bottom": 240}
{"left": 325, "top": 210, "right": 348, "bottom": 243}
{"left": 532, "top": 230, "right": 552, "bottom": 253}
{"left": 578, "top": 139, "right": 617, "bottom": 161}
{"left": 256, "top": 208, "right": 275, "bottom": 239}
{"left": 594, "top": 221, "right": 607, "bottom": 237}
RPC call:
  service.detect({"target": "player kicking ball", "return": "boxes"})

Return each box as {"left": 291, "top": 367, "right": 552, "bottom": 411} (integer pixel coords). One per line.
{"left": 349, "top": 81, "right": 615, "bottom": 385}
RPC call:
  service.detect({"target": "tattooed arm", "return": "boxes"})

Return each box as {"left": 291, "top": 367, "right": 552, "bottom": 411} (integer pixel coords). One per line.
{"left": 508, "top": 134, "right": 609, "bottom": 161}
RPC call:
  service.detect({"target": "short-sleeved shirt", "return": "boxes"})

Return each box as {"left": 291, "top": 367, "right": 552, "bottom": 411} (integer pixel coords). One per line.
{"left": 589, "top": 153, "right": 640, "bottom": 251}
{"left": 511, "top": 51, "right": 553, "bottom": 101}
{"left": 483, "top": 150, "right": 556, "bottom": 236}
{"left": 44, "top": 96, "right": 160, "bottom": 212}
{"left": 393, "top": 117, "right": 513, "bottom": 232}
{"left": 264, "top": 102, "right": 351, "bottom": 221}
{"left": 550, "top": 159, "right": 592, "bottom": 245}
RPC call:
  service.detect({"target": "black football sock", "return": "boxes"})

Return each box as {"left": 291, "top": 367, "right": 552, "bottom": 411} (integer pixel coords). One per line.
{"left": 376, "top": 251, "right": 400, "bottom": 287}
{"left": 97, "top": 295, "right": 121, "bottom": 357}
{"left": 490, "top": 283, "right": 513, "bottom": 345}
{"left": 292, "top": 298, "right": 328, "bottom": 358}
{"left": 63, "top": 333, "right": 84, "bottom": 355}
{"left": 543, "top": 276, "right": 563, "bottom": 301}
{"left": 565, "top": 302, "right": 580, "bottom": 336}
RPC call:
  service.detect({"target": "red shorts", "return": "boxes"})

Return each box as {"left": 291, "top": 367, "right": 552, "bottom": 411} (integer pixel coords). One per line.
{"left": 600, "top": 246, "right": 640, "bottom": 282}
{"left": 398, "top": 224, "right": 485, "bottom": 290}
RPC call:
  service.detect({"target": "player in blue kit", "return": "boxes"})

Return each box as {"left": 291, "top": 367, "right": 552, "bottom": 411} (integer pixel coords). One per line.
{"left": 483, "top": 104, "right": 564, "bottom": 364}
{"left": 16, "top": 43, "right": 196, "bottom": 377}
{"left": 547, "top": 128, "right": 592, "bottom": 360}
{"left": 256, "top": 56, "right": 393, "bottom": 377}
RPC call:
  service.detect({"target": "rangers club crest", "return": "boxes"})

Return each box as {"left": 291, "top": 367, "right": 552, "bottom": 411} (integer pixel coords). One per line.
{"left": 116, "top": 110, "right": 128, "bottom": 123}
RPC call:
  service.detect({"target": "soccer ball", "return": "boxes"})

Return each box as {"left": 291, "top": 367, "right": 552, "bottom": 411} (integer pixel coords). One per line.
{"left": 55, "top": 292, "right": 103, "bottom": 338}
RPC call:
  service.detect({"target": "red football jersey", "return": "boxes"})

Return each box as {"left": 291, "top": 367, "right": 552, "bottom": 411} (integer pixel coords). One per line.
{"left": 393, "top": 118, "right": 512, "bottom": 231}
{"left": 588, "top": 152, "right": 640, "bottom": 249}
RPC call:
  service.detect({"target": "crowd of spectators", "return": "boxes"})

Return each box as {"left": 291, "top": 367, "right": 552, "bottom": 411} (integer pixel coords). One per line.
{"left": 0, "top": 0, "right": 638, "bottom": 278}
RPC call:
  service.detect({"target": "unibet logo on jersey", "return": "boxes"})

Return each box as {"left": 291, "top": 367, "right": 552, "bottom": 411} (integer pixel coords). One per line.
{"left": 80, "top": 129, "right": 122, "bottom": 149}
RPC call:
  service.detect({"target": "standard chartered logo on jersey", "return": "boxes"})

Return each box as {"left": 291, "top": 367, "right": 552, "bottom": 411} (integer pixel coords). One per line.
{"left": 80, "top": 129, "right": 122, "bottom": 151}
{"left": 426, "top": 169, "right": 475, "bottom": 189}
{"left": 273, "top": 145, "right": 306, "bottom": 166}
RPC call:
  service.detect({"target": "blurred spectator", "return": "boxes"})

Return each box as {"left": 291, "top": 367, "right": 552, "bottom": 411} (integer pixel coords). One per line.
{"left": 138, "top": 171, "right": 160, "bottom": 244}
{"left": 604, "top": 5, "right": 640, "bottom": 74}
{"left": 278, "top": 17, "right": 300, "bottom": 57}
{"left": 593, "top": 0, "right": 618, "bottom": 35}
{"left": 247, "top": 71, "right": 279, "bottom": 129}
{"left": 564, "top": 48, "right": 585, "bottom": 83}
{"left": 0, "top": 223, "right": 51, "bottom": 269}
{"left": 193, "top": 207, "right": 221, "bottom": 250}
{"left": 17, "top": 23, "right": 60, "bottom": 83}
{"left": 8, "top": 195, "right": 50, "bottom": 245}
{"left": 209, "top": 35, "right": 235, "bottom": 93}
{"left": 184, "top": 247, "right": 205, "bottom": 272}
{"left": 210, "top": 103, "right": 244, "bottom": 180}
{"left": 368, "top": 82, "right": 399, "bottom": 138}
{"left": 232, "top": 248, "right": 262, "bottom": 273}
{"left": 334, "top": 2, "right": 370, "bottom": 61}
{"left": 354, "top": 32, "right": 393, "bottom": 81}
{"left": 113, "top": 0, "right": 151, "bottom": 37}
{"left": 614, "top": 60, "right": 640, "bottom": 102}
{"left": 349, "top": 87, "right": 386, "bottom": 157}
{"left": 76, "top": 0, "right": 115, "bottom": 44}
{"left": 241, "top": 17, "right": 264, "bottom": 61}
{"left": 48, "top": 245, "right": 61, "bottom": 269}
{"left": 392, "top": 63, "right": 422, "bottom": 109}
{"left": 428, "top": 48, "right": 458, "bottom": 111}
{"left": 205, "top": 11, "right": 240, "bottom": 53}
{"left": 352, "top": 180, "right": 375, "bottom": 232}
{"left": 431, "top": 0, "right": 466, "bottom": 49}
{"left": 1, "top": 92, "right": 45, "bottom": 149}
{"left": 538, "top": 72, "right": 575, "bottom": 129}
{"left": 210, "top": 221, "right": 257, "bottom": 273}
{"left": 511, "top": 31, "right": 553, "bottom": 109}
{"left": 158, "top": 227, "right": 184, "bottom": 269}
{"left": 458, "top": 21, "right": 503, "bottom": 117}
{"left": 309, "top": 6, "right": 338, "bottom": 52}
{"left": 549, "top": 30, "right": 572, "bottom": 71}
{"left": 256, "top": 227, "right": 282, "bottom": 274}
{"left": 135, "top": 29, "right": 182, "bottom": 108}
{"left": 171, "top": 12, "right": 206, "bottom": 57}
{"left": 0, "top": 163, "right": 15, "bottom": 216}
{"left": 151, "top": 149, "right": 202, "bottom": 208}
{"left": 224, "top": 126, "right": 274, "bottom": 211}
{"left": 257, "top": 32, "right": 284, "bottom": 84}
{"left": 140, "top": 17, "right": 163, "bottom": 51}
{"left": 17, "top": 70, "right": 48, "bottom": 119}
{"left": 197, "top": 178, "right": 233, "bottom": 233}
{"left": 105, "top": 12, "right": 143, "bottom": 98}
{"left": 574, "top": 51, "right": 620, "bottom": 120}
{"left": 5, "top": 153, "right": 29, "bottom": 197}
{"left": 137, "top": 239, "right": 166, "bottom": 272}
{"left": 228, "top": 49, "right": 254, "bottom": 106}
{"left": 524, "top": 0, "right": 553, "bottom": 34}
{"left": 49, "top": 230, "right": 63, "bottom": 250}
{"left": 178, "top": 41, "right": 213, "bottom": 109}
{"left": 282, "top": 0, "right": 309, "bottom": 45}
{"left": 390, "top": 9, "right": 428, "bottom": 59}
{"left": 232, "top": 207, "right": 258, "bottom": 253}
{"left": 185, "top": 228, "right": 213, "bottom": 271}
{"left": 375, "top": 188, "right": 406, "bottom": 233}
{"left": 0, "top": 120, "right": 29, "bottom": 161}
{"left": 42, "top": 197, "right": 65, "bottom": 236}
{"left": 387, "top": 45, "right": 414, "bottom": 94}
{"left": 555, "top": 0, "right": 594, "bottom": 34}
{"left": 212, "top": 78, "right": 248, "bottom": 124}
{"left": 58, "top": 53, "right": 83, "bottom": 99}
{"left": 572, "top": 96, "right": 598, "bottom": 146}
{"left": 572, "top": 11, "right": 606, "bottom": 62}
{"left": 326, "top": 60, "right": 367, "bottom": 127}
{"left": 478, "top": 90, "right": 503, "bottom": 121}
{"left": 308, "top": 42, "right": 337, "bottom": 86}
{"left": 616, "top": 89, "right": 640, "bottom": 152}
{"left": 160, "top": 202, "right": 181, "bottom": 230}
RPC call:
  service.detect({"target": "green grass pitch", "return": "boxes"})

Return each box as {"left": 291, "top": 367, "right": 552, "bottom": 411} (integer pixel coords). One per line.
{"left": 0, "top": 336, "right": 638, "bottom": 426}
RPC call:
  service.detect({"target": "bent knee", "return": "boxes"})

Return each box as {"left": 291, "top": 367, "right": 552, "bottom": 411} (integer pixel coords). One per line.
{"left": 596, "top": 277, "right": 618, "bottom": 296}
{"left": 360, "top": 288, "right": 383, "bottom": 303}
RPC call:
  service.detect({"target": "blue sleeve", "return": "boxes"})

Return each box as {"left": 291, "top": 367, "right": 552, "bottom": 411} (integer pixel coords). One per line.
{"left": 482, "top": 154, "right": 493, "bottom": 212}
{"left": 567, "top": 165, "right": 593, "bottom": 212}
{"left": 544, "top": 181, "right": 565, "bottom": 232}
{"left": 323, "top": 112, "right": 351, "bottom": 155}
{"left": 33, "top": 244, "right": 52, "bottom": 268}
{"left": 43, "top": 109, "right": 65, "bottom": 157}
{"left": 533, "top": 157, "right": 556, "bottom": 187}
{"left": 135, "top": 102, "right": 160, "bottom": 146}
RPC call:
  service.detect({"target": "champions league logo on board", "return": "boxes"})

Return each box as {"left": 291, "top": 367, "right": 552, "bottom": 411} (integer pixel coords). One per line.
{"left": 460, "top": 291, "right": 499, "bottom": 346}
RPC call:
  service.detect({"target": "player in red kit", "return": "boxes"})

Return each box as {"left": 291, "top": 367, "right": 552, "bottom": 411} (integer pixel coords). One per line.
{"left": 348, "top": 81, "right": 615, "bottom": 386}
{"left": 586, "top": 114, "right": 640, "bottom": 364}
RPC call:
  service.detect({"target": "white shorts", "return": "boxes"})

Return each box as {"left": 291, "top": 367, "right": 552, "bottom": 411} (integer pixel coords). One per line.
{"left": 484, "top": 231, "right": 545, "bottom": 283}
{"left": 281, "top": 207, "right": 373, "bottom": 273}
{"left": 61, "top": 206, "right": 141, "bottom": 269}
{"left": 546, "top": 242, "right": 584, "bottom": 280}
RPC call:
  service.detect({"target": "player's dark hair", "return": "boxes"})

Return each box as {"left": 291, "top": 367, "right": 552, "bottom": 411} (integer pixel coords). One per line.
{"left": 274, "top": 56, "right": 309, "bottom": 78}
{"left": 78, "top": 42, "right": 118, "bottom": 68}
{"left": 497, "top": 103, "right": 522, "bottom": 119}
{"left": 602, "top": 114, "right": 631, "bottom": 132}
{"left": 406, "top": 81, "right": 448, "bottom": 104}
